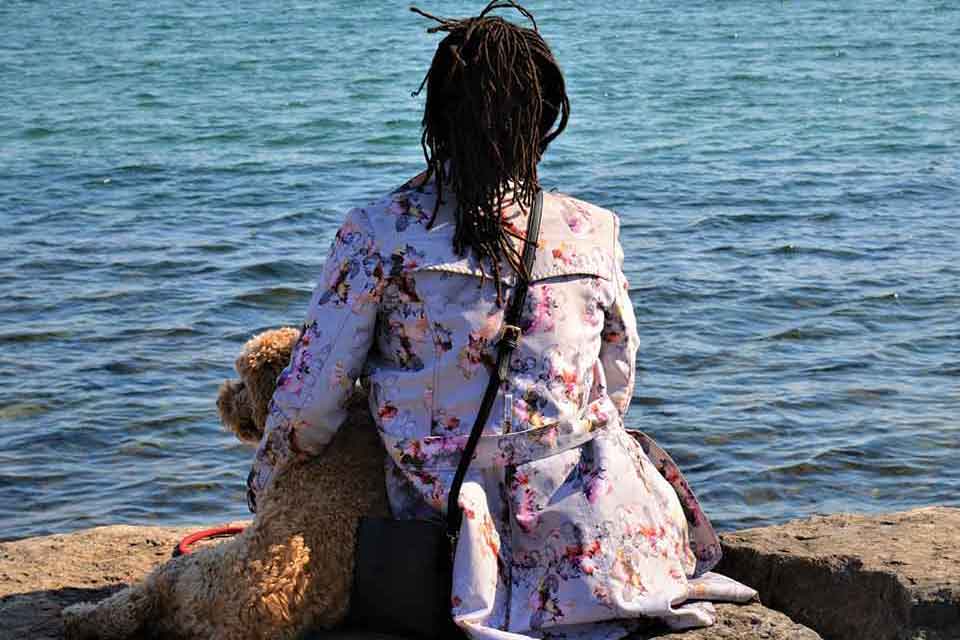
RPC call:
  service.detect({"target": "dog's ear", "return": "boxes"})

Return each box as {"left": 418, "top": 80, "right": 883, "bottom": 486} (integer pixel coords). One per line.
{"left": 217, "top": 379, "right": 263, "bottom": 444}
{"left": 235, "top": 327, "right": 302, "bottom": 432}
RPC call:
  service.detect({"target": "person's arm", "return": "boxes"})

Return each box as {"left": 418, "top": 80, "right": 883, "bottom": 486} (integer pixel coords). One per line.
{"left": 246, "top": 207, "right": 383, "bottom": 512}
{"left": 599, "top": 216, "right": 640, "bottom": 418}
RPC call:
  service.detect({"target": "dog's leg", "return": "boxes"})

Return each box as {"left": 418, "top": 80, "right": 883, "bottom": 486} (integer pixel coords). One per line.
{"left": 62, "top": 566, "right": 165, "bottom": 640}
{"left": 226, "top": 526, "right": 312, "bottom": 640}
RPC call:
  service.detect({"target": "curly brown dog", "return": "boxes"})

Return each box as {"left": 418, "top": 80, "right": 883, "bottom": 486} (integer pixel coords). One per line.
{"left": 63, "top": 328, "right": 389, "bottom": 640}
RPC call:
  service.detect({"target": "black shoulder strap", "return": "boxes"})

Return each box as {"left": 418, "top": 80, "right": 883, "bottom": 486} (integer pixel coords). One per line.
{"left": 446, "top": 190, "right": 543, "bottom": 539}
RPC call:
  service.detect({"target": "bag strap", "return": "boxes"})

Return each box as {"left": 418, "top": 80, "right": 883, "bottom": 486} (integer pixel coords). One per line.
{"left": 446, "top": 190, "right": 543, "bottom": 541}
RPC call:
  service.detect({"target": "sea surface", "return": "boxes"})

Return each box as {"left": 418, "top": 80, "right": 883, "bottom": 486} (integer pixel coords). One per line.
{"left": 2, "top": 0, "right": 958, "bottom": 541}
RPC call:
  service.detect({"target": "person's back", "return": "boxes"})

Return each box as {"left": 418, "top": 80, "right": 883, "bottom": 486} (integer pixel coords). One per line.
{"left": 247, "top": 2, "right": 758, "bottom": 637}
{"left": 336, "top": 178, "right": 636, "bottom": 517}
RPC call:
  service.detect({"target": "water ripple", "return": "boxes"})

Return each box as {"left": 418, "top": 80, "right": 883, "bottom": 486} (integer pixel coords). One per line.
{"left": 1, "top": 0, "right": 958, "bottom": 539}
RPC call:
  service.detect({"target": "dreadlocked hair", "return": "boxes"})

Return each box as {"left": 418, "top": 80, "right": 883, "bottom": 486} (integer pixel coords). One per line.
{"left": 411, "top": 0, "right": 570, "bottom": 305}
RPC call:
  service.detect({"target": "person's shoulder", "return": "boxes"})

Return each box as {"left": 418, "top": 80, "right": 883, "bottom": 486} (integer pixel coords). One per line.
{"left": 336, "top": 176, "right": 434, "bottom": 241}
{"left": 355, "top": 175, "right": 442, "bottom": 240}
{"left": 545, "top": 190, "right": 621, "bottom": 239}
{"left": 550, "top": 191, "right": 619, "bottom": 220}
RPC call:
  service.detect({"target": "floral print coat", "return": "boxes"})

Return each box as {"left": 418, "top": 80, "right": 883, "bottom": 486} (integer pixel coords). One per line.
{"left": 247, "top": 177, "right": 756, "bottom": 638}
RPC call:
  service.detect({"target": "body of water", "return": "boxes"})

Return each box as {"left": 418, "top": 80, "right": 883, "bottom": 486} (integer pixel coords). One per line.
{"left": 1, "top": 0, "right": 958, "bottom": 540}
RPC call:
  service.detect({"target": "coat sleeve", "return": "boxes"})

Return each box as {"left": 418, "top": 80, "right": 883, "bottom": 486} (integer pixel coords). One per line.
{"left": 246, "top": 207, "right": 384, "bottom": 512}
{"left": 599, "top": 215, "right": 640, "bottom": 418}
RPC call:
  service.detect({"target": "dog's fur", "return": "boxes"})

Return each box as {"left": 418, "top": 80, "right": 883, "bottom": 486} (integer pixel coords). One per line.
{"left": 63, "top": 328, "right": 389, "bottom": 639}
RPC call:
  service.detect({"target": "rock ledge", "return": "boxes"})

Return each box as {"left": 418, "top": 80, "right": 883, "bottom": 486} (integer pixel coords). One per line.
{"left": 6, "top": 508, "right": 957, "bottom": 639}
{"left": 717, "top": 506, "right": 960, "bottom": 640}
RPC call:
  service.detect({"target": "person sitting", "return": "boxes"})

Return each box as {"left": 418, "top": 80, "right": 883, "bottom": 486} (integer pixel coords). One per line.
{"left": 247, "top": 2, "right": 757, "bottom": 637}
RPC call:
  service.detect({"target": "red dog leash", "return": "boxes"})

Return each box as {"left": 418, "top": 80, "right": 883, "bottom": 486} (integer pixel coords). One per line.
{"left": 172, "top": 526, "right": 245, "bottom": 558}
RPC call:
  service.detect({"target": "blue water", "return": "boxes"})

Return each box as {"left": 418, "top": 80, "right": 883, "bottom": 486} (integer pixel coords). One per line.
{"left": 2, "top": 0, "right": 958, "bottom": 541}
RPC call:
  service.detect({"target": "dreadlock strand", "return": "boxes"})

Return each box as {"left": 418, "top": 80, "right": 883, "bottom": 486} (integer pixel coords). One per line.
{"left": 412, "top": 0, "right": 569, "bottom": 304}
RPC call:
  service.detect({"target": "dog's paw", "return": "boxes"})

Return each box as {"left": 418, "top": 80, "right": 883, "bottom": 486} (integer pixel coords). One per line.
{"left": 62, "top": 587, "right": 152, "bottom": 640}
{"left": 62, "top": 602, "right": 102, "bottom": 640}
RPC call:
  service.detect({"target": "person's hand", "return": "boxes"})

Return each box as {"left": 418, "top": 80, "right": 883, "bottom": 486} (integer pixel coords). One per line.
{"left": 246, "top": 468, "right": 259, "bottom": 513}
{"left": 246, "top": 465, "right": 277, "bottom": 514}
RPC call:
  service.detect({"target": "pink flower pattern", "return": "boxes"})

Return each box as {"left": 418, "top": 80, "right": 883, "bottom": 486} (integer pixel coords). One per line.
{"left": 246, "top": 178, "right": 756, "bottom": 639}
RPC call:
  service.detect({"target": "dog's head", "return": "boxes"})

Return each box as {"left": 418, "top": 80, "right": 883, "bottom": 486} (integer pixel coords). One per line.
{"left": 217, "top": 326, "right": 301, "bottom": 444}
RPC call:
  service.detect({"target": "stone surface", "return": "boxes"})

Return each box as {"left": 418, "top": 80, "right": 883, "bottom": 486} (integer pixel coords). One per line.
{"left": 305, "top": 604, "right": 824, "bottom": 640}
{"left": 635, "top": 602, "right": 822, "bottom": 639}
{"left": 717, "top": 506, "right": 960, "bottom": 640}
{"left": 0, "top": 522, "right": 247, "bottom": 640}
{"left": 0, "top": 522, "right": 819, "bottom": 640}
